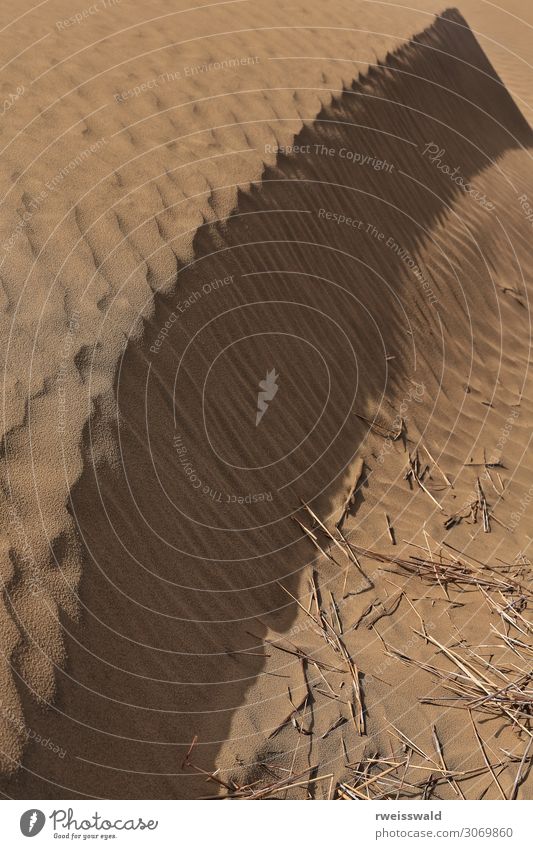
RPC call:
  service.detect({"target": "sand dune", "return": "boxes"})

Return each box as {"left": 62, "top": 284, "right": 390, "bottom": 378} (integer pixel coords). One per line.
{"left": 0, "top": 2, "right": 532, "bottom": 799}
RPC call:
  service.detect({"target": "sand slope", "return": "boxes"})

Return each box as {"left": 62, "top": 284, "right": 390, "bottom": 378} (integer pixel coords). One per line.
{"left": 0, "top": 0, "right": 444, "bottom": 778}
{"left": 0, "top": 3, "right": 532, "bottom": 799}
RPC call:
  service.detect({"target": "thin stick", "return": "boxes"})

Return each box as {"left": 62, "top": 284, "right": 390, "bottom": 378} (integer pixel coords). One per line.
{"left": 388, "top": 724, "right": 440, "bottom": 769}
{"left": 468, "top": 710, "right": 506, "bottom": 799}
{"left": 432, "top": 725, "right": 464, "bottom": 798}
{"left": 422, "top": 443, "right": 453, "bottom": 488}
{"left": 385, "top": 512, "right": 396, "bottom": 545}
{"left": 511, "top": 738, "right": 532, "bottom": 800}
{"left": 343, "top": 764, "right": 401, "bottom": 795}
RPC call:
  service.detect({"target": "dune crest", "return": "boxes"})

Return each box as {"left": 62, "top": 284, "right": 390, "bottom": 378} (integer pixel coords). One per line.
{"left": 0, "top": 2, "right": 532, "bottom": 800}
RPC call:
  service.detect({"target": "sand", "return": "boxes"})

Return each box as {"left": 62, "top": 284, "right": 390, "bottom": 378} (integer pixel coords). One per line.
{"left": 0, "top": 1, "right": 532, "bottom": 799}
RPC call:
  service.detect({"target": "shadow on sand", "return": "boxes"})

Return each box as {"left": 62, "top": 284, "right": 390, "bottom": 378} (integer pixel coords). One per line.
{"left": 4, "top": 9, "right": 532, "bottom": 798}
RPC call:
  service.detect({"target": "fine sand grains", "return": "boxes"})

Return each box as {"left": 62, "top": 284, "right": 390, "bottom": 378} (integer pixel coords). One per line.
{"left": 0, "top": 2, "right": 532, "bottom": 799}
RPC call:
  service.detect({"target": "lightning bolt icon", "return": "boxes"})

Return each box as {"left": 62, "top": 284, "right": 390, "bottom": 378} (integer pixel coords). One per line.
{"left": 256, "top": 368, "right": 279, "bottom": 426}
{"left": 28, "top": 811, "right": 38, "bottom": 833}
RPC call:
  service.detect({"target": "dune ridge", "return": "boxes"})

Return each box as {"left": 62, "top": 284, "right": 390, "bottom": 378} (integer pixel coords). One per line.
{"left": 1, "top": 5, "right": 532, "bottom": 799}
{"left": 1, "top": 0, "right": 444, "bottom": 775}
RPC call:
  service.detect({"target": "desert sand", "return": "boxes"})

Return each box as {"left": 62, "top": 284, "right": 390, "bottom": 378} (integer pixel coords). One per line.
{"left": 0, "top": 1, "right": 532, "bottom": 799}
